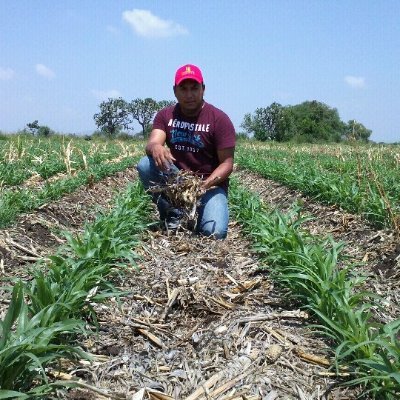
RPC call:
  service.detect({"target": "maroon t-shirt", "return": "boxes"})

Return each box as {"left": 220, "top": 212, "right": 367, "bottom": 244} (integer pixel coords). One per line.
{"left": 152, "top": 102, "right": 236, "bottom": 191}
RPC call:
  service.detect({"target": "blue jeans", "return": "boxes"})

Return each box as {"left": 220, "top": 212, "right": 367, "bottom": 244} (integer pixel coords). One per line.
{"left": 136, "top": 156, "right": 229, "bottom": 239}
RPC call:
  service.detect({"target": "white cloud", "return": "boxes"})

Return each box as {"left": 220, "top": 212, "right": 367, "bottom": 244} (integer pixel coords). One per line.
{"left": 36, "top": 64, "right": 55, "bottom": 79}
{"left": 344, "top": 75, "right": 365, "bottom": 89}
{"left": 91, "top": 89, "right": 121, "bottom": 101}
{"left": 0, "top": 67, "right": 15, "bottom": 80}
{"left": 122, "top": 9, "right": 188, "bottom": 38}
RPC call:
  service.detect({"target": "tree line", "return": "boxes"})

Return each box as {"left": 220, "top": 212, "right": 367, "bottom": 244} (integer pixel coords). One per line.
{"left": 93, "top": 97, "right": 175, "bottom": 137}
{"left": 23, "top": 120, "right": 55, "bottom": 137}
{"left": 22, "top": 98, "right": 372, "bottom": 143}
{"left": 240, "top": 101, "right": 371, "bottom": 142}
{"left": 22, "top": 97, "right": 174, "bottom": 138}
{"left": 95, "top": 98, "right": 371, "bottom": 142}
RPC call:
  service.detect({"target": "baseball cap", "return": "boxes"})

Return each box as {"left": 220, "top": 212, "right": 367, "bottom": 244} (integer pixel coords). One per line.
{"left": 174, "top": 64, "right": 203, "bottom": 86}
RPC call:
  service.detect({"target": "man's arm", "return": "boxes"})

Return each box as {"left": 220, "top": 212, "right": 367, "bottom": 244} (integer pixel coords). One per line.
{"left": 202, "top": 147, "right": 235, "bottom": 190}
{"left": 145, "top": 129, "right": 176, "bottom": 171}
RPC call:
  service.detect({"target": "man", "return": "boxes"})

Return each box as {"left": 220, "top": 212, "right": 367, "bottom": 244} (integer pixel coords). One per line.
{"left": 137, "top": 64, "right": 236, "bottom": 239}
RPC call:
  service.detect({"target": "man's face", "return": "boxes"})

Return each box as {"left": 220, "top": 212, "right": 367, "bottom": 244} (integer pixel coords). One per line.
{"left": 174, "top": 79, "right": 205, "bottom": 116}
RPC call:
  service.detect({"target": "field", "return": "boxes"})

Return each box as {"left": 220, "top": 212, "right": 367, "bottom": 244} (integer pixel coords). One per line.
{"left": 0, "top": 135, "right": 399, "bottom": 399}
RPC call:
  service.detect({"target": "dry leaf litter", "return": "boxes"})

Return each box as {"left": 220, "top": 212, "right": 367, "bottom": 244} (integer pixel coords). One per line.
{"left": 1, "top": 168, "right": 399, "bottom": 400}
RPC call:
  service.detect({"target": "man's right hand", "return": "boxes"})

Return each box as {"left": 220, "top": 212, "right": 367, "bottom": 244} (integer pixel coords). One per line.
{"left": 145, "top": 129, "right": 176, "bottom": 172}
{"left": 148, "top": 143, "right": 176, "bottom": 172}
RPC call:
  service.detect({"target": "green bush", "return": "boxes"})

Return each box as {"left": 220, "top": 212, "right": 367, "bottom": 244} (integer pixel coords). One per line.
{"left": 37, "top": 125, "right": 54, "bottom": 137}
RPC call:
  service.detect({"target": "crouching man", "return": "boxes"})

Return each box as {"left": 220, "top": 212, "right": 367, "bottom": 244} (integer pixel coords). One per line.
{"left": 137, "top": 64, "right": 236, "bottom": 239}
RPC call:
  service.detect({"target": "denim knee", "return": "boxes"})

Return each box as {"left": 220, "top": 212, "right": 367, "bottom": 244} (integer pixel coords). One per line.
{"left": 197, "top": 187, "right": 229, "bottom": 239}
{"left": 136, "top": 156, "right": 151, "bottom": 178}
{"left": 136, "top": 156, "right": 162, "bottom": 189}
{"left": 201, "top": 229, "right": 227, "bottom": 240}
{"left": 199, "top": 222, "right": 228, "bottom": 240}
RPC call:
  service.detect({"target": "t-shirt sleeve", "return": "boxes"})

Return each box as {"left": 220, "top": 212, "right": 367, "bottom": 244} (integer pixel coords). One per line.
{"left": 214, "top": 112, "right": 236, "bottom": 150}
{"left": 152, "top": 109, "right": 167, "bottom": 131}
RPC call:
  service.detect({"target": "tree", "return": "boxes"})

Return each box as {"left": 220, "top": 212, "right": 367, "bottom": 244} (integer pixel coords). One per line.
{"left": 128, "top": 98, "right": 159, "bottom": 138}
{"left": 276, "top": 107, "right": 296, "bottom": 142}
{"left": 93, "top": 97, "right": 131, "bottom": 136}
{"left": 240, "top": 107, "right": 273, "bottom": 141}
{"left": 37, "top": 125, "right": 54, "bottom": 137}
{"left": 157, "top": 100, "right": 176, "bottom": 109}
{"left": 25, "top": 120, "right": 54, "bottom": 136}
{"left": 253, "top": 107, "right": 271, "bottom": 141}
{"left": 240, "top": 113, "right": 254, "bottom": 136}
{"left": 240, "top": 103, "right": 295, "bottom": 141}
{"left": 289, "top": 101, "right": 346, "bottom": 142}
{"left": 26, "top": 120, "right": 39, "bottom": 135}
{"left": 128, "top": 98, "right": 176, "bottom": 138}
{"left": 345, "top": 120, "right": 371, "bottom": 142}
{"left": 242, "top": 100, "right": 371, "bottom": 143}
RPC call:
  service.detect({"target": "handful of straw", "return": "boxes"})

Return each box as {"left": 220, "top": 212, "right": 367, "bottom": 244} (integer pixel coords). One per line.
{"left": 148, "top": 170, "right": 204, "bottom": 221}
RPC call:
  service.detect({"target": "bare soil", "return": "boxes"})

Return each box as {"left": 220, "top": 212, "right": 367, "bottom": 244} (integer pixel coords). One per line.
{"left": 0, "top": 167, "right": 399, "bottom": 400}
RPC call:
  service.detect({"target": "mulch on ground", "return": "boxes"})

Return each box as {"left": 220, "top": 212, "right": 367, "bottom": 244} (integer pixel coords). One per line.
{"left": 1, "top": 168, "right": 399, "bottom": 399}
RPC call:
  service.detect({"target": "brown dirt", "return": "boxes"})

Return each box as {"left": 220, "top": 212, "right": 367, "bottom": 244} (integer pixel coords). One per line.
{"left": 0, "top": 167, "right": 399, "bottom": 399}
{"left": 0, "top": 169, "right": 137, "bottom": 304}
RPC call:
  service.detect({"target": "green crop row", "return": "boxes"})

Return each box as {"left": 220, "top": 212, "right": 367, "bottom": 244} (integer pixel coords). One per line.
{"left": 229, "top": 178, "right": 400, "bottom": 399}
{"left": 0, "top": 156, "right": 140, "bottom": 228}
{"left": 236, "top": 142, "right": 400, "bottom": 229}
{"left": 0, "top": 135, "right": 142, "bottom": 187}
{"left": 0, "top": 182, "right": 152, "bottom": 398}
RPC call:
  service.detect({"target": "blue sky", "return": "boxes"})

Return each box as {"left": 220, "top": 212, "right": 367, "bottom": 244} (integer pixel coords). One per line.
{"left": 1, "top": 0, "right": 399, "bottom": 142}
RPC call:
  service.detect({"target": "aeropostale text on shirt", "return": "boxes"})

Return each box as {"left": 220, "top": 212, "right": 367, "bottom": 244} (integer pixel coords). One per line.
{"left": 167, "top": 118, "right": 210, "bottom": 133}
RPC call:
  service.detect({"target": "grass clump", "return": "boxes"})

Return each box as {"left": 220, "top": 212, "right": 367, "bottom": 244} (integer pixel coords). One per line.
{"left": 229, "top": 178, "right": 400, "bottom": 399}
{"left": 236, "top": 143, "right": 400, "bottom": 230}
{"left": 0, "top": 156, "right": 140, "bottom": 228}
{"left": 0, "top": 182, "right": 152, "bottom": 397}
{"left": 0, "top": 282, "right": 87, "bottom": 397}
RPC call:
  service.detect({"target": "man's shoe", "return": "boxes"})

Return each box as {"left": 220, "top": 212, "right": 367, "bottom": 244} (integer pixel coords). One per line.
{"left": 165, "top": 216, "right": 181, "bottom": 231}
{"left": 164, "top": 209, "right": 183, "bottom": 232}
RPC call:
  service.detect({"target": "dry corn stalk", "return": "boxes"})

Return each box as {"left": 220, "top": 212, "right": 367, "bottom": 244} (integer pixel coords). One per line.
{"left": 76, "top": 147, "right": 88, "bottom": 170}
{"left": 149, "top": 170, "right": 205, "bottom": 222}
{"left": 62, "top": 140, "right": 74, "bottom": 175}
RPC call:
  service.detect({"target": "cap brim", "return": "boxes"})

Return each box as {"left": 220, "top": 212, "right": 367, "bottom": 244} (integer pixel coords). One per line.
{"left": 175, "top": 77, "right": 203, "bottom": 86}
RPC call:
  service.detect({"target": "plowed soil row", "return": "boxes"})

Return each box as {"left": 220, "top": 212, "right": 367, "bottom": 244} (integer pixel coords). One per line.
{"left": 0, "top": 168, "right": 399, "bottom": 399}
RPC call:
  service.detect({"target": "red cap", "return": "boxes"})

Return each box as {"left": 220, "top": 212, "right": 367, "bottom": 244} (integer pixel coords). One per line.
{"left": 174, "top": 64, "right": 203, "bottom": 86}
